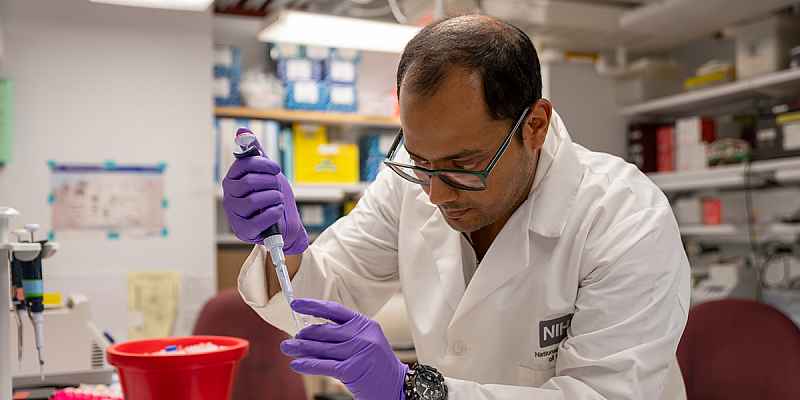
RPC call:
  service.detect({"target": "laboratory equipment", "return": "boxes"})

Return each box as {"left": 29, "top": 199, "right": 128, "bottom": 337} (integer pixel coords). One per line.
{"left": 11, "top": 230, "right": 28, "bottom": 364}
{"left": 17, "top": 224, "right": 47, "bottom": 375}
{"left": 106, "top": 335, "right": 249, "bottom": 400}
{"left": 1, "top": 207, "right": 57, "bottom": 398}
{"left": 232, "top": 129, "right": 309, "bottom": 330}
{"left": 11, "top": 295, "right": 114, "bottom": 389}
{"left": 692, "top": 259, "right": 759, "bottom": 305}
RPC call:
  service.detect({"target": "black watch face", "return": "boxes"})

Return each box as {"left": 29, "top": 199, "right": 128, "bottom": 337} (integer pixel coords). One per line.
{"left": 414, "top": 368, "right": 447, "bottom": 400}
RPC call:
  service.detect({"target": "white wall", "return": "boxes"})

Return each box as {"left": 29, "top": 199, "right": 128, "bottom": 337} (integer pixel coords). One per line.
{"left": 545, "top": 61, "right": 626, "bottom": 157}
{"left": 0, "top": 0, "right": 215, "bottom": 339}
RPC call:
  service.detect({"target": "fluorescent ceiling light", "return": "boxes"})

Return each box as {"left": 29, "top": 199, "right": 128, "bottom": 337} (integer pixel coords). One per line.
{"left": 89, "top": 0, "right": 213, "bottom": 11}
{"left": 258, "top": 10, "right": 421, "bottom": 54}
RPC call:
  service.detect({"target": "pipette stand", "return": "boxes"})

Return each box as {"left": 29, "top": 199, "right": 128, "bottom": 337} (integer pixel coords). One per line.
{"left": 1, "top": 207, "right": 58, "bottom": 398}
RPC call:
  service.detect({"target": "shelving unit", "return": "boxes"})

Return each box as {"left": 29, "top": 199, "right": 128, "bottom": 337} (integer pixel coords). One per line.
{"left": 216, "top": 233, "right": 244, "bottom": 245}
{"left": 215, "top": 107, "right": 401, "bottom": 128}
{"left": 217, "top": 232, "right": 321, "bottom": 246}
{"left": 647, "top": 157, "right": 800, "bottom": 193}
{"left": 680, "top": 224, "right": 739, "bottom": 237}
{"left": 217, "top": 182, "right": 369, "bottom": 202}
{"left": 680, "top": 223, "right": 800, "bottom": 242}
{"left": 618, "top": 0, "right": 800, "bottom": 51}
{"left": 621, "top": 68, "right": 800, "bottom": 117}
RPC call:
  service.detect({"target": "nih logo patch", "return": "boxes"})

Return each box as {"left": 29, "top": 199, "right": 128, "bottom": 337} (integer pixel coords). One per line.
{"left": 539, "top": 314, "right": 573, "bottom": 348}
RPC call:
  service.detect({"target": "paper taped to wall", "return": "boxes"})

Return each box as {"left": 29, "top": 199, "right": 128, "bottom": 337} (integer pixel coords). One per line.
{"left": 49, "top": 162, "right": 167, "bottom": 237}
{"left": 128, "top": 271, "right": 180, "bottom": 340}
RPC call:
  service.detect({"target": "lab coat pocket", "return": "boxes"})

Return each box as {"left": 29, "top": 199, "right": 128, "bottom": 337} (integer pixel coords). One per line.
{"left": 516, "top": 364, "right": 556, "bottom": 387}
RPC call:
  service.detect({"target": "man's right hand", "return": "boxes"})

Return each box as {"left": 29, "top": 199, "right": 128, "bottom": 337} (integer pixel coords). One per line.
{"left": 222, "top": 147, "right": 309, "bottom": 256}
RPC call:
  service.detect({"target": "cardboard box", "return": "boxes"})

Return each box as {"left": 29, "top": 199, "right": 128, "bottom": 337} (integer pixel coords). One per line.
{"left": 731, "top": 15, "right": 800, "bottom": 79}
{"left": 216, "top": 247, "right": 252, "bottom": 292}
{"left": 656, "top": 125, "right": 675, "bottom": 172}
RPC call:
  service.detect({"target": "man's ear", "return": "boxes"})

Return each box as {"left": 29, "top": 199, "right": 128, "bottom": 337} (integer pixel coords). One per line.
{"left": 522, "top": 99, "right": 552, "bottom": 152}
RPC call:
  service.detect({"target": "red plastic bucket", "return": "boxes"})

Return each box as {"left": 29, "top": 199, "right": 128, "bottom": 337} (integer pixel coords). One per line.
{"left": 106, "top": 336, "right": 249, "bottom": 400}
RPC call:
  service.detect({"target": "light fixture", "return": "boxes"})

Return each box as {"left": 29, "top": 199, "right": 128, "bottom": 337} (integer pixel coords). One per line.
{"left": 89, "top": 0, "right": 214, "bottom": 12}
{"left": 258, "top": 10, "right": 421, "bottom": 54}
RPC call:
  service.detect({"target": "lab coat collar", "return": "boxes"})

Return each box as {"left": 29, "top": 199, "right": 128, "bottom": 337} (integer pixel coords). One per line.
{"left": 527, "top": 110, "right": 583, "bottom": 238}
{"left": 419, "top": 208, "right": 466, "bottom": 312}
{"left": 415, "top": 110, "right": 583, "bottom": 317}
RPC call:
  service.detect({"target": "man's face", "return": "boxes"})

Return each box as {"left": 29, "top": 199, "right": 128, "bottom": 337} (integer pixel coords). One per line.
{"left": 399, "top": 68, "right": 539, "bottom": 233}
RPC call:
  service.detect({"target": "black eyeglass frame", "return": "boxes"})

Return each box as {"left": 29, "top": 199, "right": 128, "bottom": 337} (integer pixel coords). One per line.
{"left": 383, "top": 106, "right": 532, "bottom": 191}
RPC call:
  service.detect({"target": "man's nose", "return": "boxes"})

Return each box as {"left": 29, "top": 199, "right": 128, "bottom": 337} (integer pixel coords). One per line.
{"left": 427, "top": 175, "right": 458, "bottom": 206}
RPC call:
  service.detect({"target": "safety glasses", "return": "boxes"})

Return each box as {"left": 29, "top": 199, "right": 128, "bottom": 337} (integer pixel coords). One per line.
{"left": 383, "top": 106, "right": 531, "bottom": 191}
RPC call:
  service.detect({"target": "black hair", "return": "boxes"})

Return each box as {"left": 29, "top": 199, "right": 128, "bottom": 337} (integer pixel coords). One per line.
{"left": 396, "top": 15, "right": 542, "bottom": 121}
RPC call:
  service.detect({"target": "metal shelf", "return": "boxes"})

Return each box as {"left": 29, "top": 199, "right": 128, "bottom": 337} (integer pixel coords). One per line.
{"left": 621, "top": 68, "right": 800, "bottom": 117}
{"left": 647, "top": 157, "right": 800, "bottom": 193}
{"left": 618, "top": 0, "right": 800, "bottom": 52}
{"left": 680, "top": 224, "right": 739, "bottom": 236}
{"left": 215, "top": 107, "right": 401, "bottom": 128}
{"left": 680, "top": 223, "right": 800, "bottom": 242}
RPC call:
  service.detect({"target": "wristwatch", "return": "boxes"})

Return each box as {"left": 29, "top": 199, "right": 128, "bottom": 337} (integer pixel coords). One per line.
{"left": 404, "top": 363, "right": 448, "bottom": 400}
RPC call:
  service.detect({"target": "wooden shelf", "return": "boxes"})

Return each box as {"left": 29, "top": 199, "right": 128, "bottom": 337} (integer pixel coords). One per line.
{"left": 216, "top": 233, "right": 245, "bottom": 245}
{"left": 216, "top": 182, "right": 369, "bottom": 202}
{"left": 215, "top": 107, "right": 401, "bottom": 128}
{"left": 217, "top": 232, "right": 321, "bottom": 245}
{"left": 647, "top": 157, "right": 800, "bottom": 193}
{"left": 621, "top": 68, "right": 800, "bottom": 117}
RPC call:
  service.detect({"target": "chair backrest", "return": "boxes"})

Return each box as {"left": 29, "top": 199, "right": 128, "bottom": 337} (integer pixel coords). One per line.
{"left": 677, "top": 299, "right": 800, "bottom": 400}
{"left": 193, "top": 289, "right": 307, "bottom": 400}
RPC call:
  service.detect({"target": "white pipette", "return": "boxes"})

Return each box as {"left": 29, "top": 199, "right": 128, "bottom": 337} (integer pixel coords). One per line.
{"left": 232, "top": 128, "right": 309, "bottom": 331}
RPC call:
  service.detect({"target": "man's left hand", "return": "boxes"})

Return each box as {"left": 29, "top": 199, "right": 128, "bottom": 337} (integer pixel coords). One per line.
{"left": 280, "top": 298, "right": 408, "bottom": 400}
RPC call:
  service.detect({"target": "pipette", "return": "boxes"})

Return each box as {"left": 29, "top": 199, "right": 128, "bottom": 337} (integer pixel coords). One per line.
{"left": 24, "top": 224, "right": 46, "bottom": 380}
{"left": 232, "top": 128, "right": 309, "bottom": 331}
{"left": 10, "top": 231, "right": 27, "bottom": 364}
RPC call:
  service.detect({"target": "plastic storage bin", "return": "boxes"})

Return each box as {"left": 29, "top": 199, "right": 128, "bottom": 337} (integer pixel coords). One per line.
{"left": 359, "top": 134, "right": 395, "bottom": 181}
{"left": 730, "top": 15, "right": 800, "bottom": 79}
{"left": 299, "top": 203, "right": 342, "bottom": 232}
{"left": 214, "top": 46, "right": 242, "bottom": 106}
{"left": 285, "top": 81, "right": 329, "bottom": 111}
{"left": 327, "top": 83, "right": 358, "bottom": 113}
{"left": 277, "top": 58, "right": 324, "bottom": 82}
{"left": 293, "top": 124, "right": 359, "bottom": 184}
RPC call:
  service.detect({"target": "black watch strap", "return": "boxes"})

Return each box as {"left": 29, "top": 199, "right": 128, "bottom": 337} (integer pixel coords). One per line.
{"left": 404, "top": 363, "right": 448, "bottom": 400}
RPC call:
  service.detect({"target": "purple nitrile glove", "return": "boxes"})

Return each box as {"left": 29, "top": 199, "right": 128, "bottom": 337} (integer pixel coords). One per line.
{"left": 222, "top": 129, "right": 308, "bottom": 254}
{"left": 280, "top": 298, "right": 408, "bottom": 400}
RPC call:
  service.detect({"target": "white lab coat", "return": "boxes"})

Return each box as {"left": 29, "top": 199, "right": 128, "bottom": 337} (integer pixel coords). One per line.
{"left": 238, "top": 111, "right": 691, "bottom": 399}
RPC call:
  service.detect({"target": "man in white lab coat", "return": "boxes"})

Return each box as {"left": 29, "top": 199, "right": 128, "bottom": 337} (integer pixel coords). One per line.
{"left": 224, "top": 14, "right": 690, "bottom": 400}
